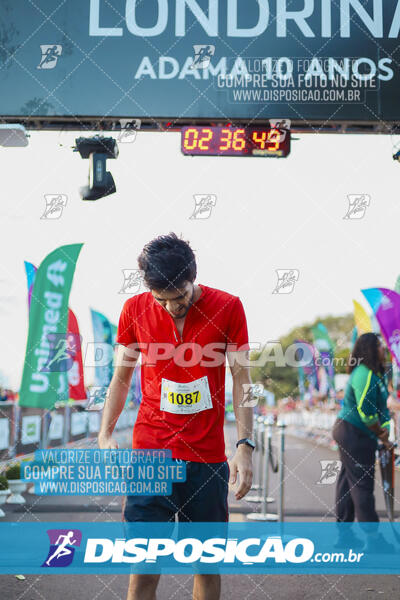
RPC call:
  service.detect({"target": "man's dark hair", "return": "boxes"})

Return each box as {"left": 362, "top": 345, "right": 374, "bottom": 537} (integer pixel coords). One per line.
{"left": 138, "top": 233, "right": 197, "bottom": 291}
{"left": 347, "top": 332, "right": 383, "bottom": 375}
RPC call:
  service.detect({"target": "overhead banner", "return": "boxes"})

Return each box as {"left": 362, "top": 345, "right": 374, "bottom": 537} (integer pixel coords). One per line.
{"left": 2, "top": 1, "right": 400, "bottom": 122}
{"left": 19, "top": 244, "right": 83, "bottom": 409}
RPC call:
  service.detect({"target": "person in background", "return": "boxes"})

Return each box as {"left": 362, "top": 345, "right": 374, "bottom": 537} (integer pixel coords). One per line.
{"left": 332, "top": 333, "right": 394, "bottom": 551}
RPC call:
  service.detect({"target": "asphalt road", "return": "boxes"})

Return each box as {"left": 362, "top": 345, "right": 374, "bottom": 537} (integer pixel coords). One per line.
{"left": 1, "top": 423, "right": 399, "bottom": 599}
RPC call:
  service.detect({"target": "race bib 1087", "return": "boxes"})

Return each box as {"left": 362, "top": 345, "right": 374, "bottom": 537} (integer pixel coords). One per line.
{"left": 160, "top": 376, "right": 213, "bottom": 415}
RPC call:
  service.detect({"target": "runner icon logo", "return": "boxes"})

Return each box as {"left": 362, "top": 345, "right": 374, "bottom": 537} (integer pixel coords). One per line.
{"left": 119, "top": 269, "right": 144, "bottom": 294}
{"left": 189, "top": 195, "right": 217, "bottom": 219}
{"left": 37, "top": 45, "right": 62, "bottom": 69}
{"left": 118, "top": 119, "right": 141, "bottom": 143}
{"left": 240, "top": 383, "right": 264, "bottom": 407}
{"left": 190, "top": 45, "right": 215, "bottom": 70}
{"left": 272, "top": 270, "right": 299, "bottom": 294}
{"left": 316, "top": 460, "right": 342, "bottom": 485}
{"left": 41, "top": 333, "right": 81, "bottom": 373}
{"left": 42, "top": 529, "right": 82, "bottom": 567}
{"left": 41, "top": 194, "right": 67, "bottom": 219}
{"left": 343, "top": 194, "right": 371, "bottom": 219}
{"left": 87, "top": 386, "right": 108, "bottom": 410}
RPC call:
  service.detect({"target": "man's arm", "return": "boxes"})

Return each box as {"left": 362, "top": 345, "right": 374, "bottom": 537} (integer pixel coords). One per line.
{"left": 98, "top": 344, "right": 137, "bottom": 449}
{"left": 368, "top": 421, "right": 393, "bottom": 449}
{"left": 227, "top": 350, "right": 253, "bottom": 500}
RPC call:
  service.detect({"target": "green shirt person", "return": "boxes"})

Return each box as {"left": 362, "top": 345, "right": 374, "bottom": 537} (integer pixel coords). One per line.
{"left": 338, "top": 363, "right": 391, "bottom": 441}
{"left": 333, "top": 332, "right": 394, "bottom": 553}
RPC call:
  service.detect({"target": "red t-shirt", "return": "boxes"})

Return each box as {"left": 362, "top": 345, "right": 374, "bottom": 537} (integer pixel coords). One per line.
{"left": 116, "top": 284, "right": 249, "bottom": 462}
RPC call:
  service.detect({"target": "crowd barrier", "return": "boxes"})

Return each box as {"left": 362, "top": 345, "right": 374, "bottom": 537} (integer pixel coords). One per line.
{"left": 247, "top": 416, "right": 286, "bottom": 522}
{"left": 279, "top": 407, "right": 400, "bottom": 463}
{"left": 281, "top": 409, "right": 338, "bottom": 431}
{"left": 0, "top": 401, "right": 137, "bottom": 463}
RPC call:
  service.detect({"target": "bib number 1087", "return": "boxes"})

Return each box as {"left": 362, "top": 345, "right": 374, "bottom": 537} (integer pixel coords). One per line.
{"left": 168, "top": 391, "right": 200, "bottom": 405}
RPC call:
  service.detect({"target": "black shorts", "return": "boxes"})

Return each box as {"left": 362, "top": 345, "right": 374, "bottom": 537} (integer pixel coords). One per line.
{"left": 123, "top": 460, "right": 229, "bottom": 523}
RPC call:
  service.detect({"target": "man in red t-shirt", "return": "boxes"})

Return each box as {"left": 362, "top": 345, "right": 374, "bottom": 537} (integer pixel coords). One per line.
{"left": 99, "top": 233, "right": 254, "bottom": 600}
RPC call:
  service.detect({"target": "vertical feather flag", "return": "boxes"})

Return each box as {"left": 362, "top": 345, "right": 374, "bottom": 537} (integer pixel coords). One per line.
{"left": 311, "top": 323, "right": 336, "bottom": 396}
{"left": 24, "top": 260, "right": 86, "bottom": 400}
{"left": 19, "top": 244, "right": 83, "bottom": 408}
{"left": 91, "top": 309, "right": 114, "bottom": 389}
{"left": 362, "top": 288, "right": 400, "bottom": 369}
{"left": 352, "top": 299, "right": 372, "bottom": 335}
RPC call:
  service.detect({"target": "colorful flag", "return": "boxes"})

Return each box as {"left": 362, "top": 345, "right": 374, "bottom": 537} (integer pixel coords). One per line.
{"left": 351, "top": 326, "right": 358, "bottom": 349}
{"left": 393, "top": 277, "right": 400, "bottom": 391}
{"left": 66, "top": 309, "right": 86, "bottom": 400}
{"left": 24, "top": 261, "right": 37, "bottom": 308}
{"left": 395, "top": 276, "right": 400, "bottom": 294}
{"left": 362, "top": 287, "right": 400, "bottom": 368}
{"left": 311, "top": 323, "right": 334, "bottom": 352}
{"left": 111, "top": 323, "right": 118, "bottom": 347}
{"left": 295, "top": 339, "right": 319, "bottom": 396}
{"left": 353, "top": 299, "right": 373, "bottom": 335}
{"left": 311, "top": 323, "right": 336, "bottom": 395}
{"left": 24, "top": 261, "right": 86, "bottom": 400}
{"left": 91, "top": 309, "right": 114, "bottom": 389}
{"left": 298, "top": 365, "right": 305, "bottom": 401}
{"left": 19, "top": 244, "right": 83, "bottom": 408}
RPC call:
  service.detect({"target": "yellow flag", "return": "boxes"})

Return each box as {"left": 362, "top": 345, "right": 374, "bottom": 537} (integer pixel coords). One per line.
{"left": 353, "top": 300, "right": 372, "bottom": 334}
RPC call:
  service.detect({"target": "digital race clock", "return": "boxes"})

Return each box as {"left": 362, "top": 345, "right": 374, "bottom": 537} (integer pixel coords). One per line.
{"left": 181, "top": 126, "right": 291, "bottom": 158}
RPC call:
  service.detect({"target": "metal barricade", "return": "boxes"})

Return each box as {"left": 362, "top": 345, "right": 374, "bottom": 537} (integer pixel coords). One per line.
{"left": 247, "top": 416, "right": 275, "bottom": 504}
{"left": 247, "top": 422, "right": 286, "bottom": 522}
{"left": 249, "top": 415, "right": 263, "bottom": 492}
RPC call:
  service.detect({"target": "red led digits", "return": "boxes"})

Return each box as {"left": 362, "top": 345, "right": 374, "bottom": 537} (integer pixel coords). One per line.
{"left": 267, "top": 128, "right": 281, "bottom": 152}
{"left": 252, "top": 130, "right": 267, "bottom": 149}
{"left": 232, "top": 129, "right": 246, "bottom": 151}
{"left": 181, "top": 126, "right": 290, "bottom": 157}
{"left": 183, "top": 128, "right": 199, "bottom": 151}
{"left": 198, "top": 128, "right": 213, "bottom": 150}
{"left": 219, "top": 128, "right": 232, "bottom": 151}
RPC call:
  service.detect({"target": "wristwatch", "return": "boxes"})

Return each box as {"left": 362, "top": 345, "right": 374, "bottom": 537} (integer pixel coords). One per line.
{"left": 236, "top": 438, "right": 255, "bottom": 450}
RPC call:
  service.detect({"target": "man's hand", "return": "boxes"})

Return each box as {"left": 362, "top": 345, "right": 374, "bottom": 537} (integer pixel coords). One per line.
{"left": 228, "top": 446, "right": 253, "bottom": 500}
{"left": 98, "top": 433, "right": 119, "bottom": 450}
{"left": 378, "top": 428, "right": 394, "bottom": 451}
